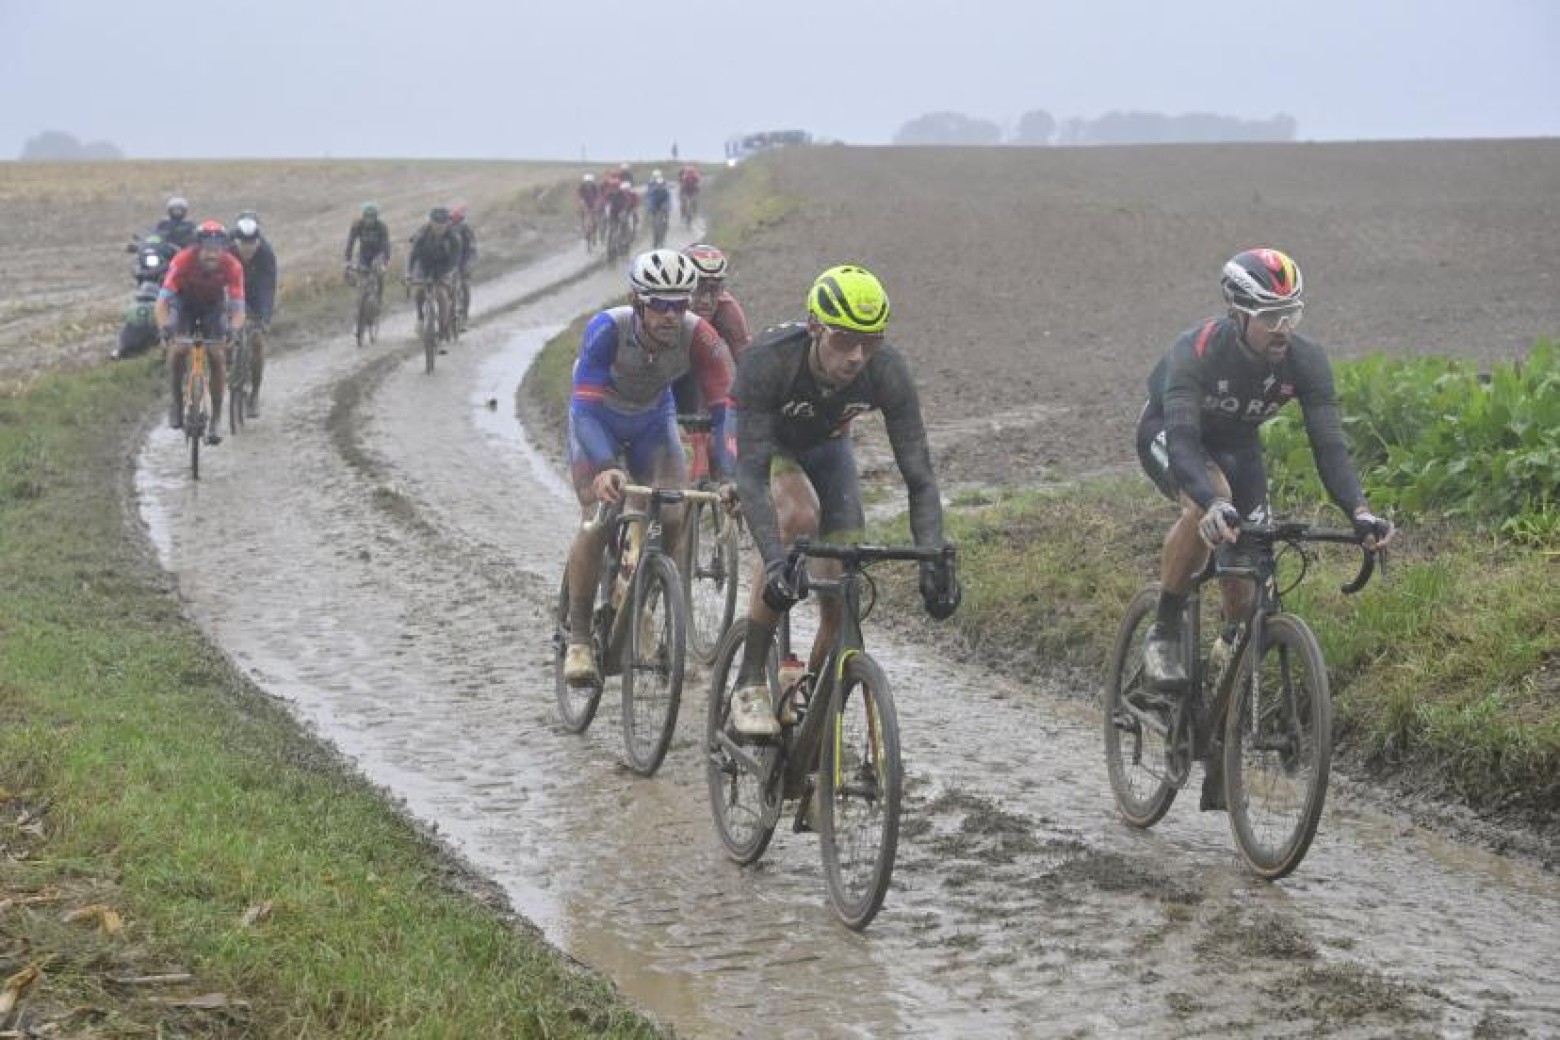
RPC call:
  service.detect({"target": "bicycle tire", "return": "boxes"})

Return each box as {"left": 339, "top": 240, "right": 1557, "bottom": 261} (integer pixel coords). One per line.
{"left": 356, "top": 288, "right": 373, "bottom": 347}
{"left": 419, "top": 292, "right": 438, "bottom": 374}
{"left": 1103, "top": 586, "right": 1179, "bottom": 827}
{"left": 554, "top": 569, "right": 604, "bottom": 733}
{"left": 228, "top": 334, "right": 248, "bottom": 435}
{"left": 186, "top": 364, "right": 206, "bottom": 480}
{"left": 705, "top": 620, "right": 780, "bottom": 864}
{"left": 819, "top": 653, "right": 902, "bottom": 931}
{"left": 684, "top": 501, "right": 741, "bottom": 665}
{"left": 1224, "top": 613, "right": 1332, "bottom": 880}
{"left": 622, "top": 553, "right": 687, "bottom": 776}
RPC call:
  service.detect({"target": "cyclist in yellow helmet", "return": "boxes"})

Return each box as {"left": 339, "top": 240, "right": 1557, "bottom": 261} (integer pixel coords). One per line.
{"left": 726, "top": 264, "right": 960, "bottom": 738}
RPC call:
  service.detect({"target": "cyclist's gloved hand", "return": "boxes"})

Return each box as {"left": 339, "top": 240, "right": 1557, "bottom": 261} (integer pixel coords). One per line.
{"left": 591, "top": 467, "right": 627, "bottom": 506}
{"left": 1352, "top": 506, "right": 1395, "bottom": 549}
{"left": 1197, "top": 498, "right": 1242, "bottom": 548}
{"left": 761, "top": 556, "right": 805, "bottom": 613}
{"left": 717, "top": 481, "right": 741, "bottom": 516}
{"left": 919, "top": 558, "right": 961, "bottom": 621}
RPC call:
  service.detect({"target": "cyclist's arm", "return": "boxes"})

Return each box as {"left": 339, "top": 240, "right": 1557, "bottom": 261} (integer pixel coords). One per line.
{"left": 1294, "top": 343, "right": 1368, "bottom": 514}
{"left": 225, "top": 254, "right": 247, "bottom": 331}
{"left": 344, "top": 222, "right": 360, "bottom": 263}
{"left": 716, "top": 297, "right": 752, "bottom": 355}
{"left": 567, "top": 313, "right": 621, "bottom": 472}
{"left": 878, "top": 349, "right": 946, "bottom": 549}
{"left": 733, "top": 354, "right": 785, "bottom": 567}
{"left": 689, "top": 318, "right": 736, "bottom": 479}
{"left": 1162, "top": 343, "right": 1221, "bottom": 510}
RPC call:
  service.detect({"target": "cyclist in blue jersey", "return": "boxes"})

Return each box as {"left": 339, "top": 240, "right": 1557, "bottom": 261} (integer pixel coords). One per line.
{"left": 1137, "top": 248, "right": 1395, "bottom": 700}
{"left": 562, "top": 249, "right": 737, "bottom": 685}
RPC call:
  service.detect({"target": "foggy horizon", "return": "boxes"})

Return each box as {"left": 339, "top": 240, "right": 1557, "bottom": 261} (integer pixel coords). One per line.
{"left": 3, "top": 0, "right": 1557, "bottom": 162}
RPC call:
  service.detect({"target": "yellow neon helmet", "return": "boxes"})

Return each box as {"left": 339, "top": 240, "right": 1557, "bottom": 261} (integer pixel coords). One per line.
{"left": 807, "top": 264, "right": 890, "bottom": 334}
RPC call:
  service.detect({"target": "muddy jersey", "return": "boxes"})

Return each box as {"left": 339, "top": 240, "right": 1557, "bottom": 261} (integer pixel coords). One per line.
{"left": 1145, "top": 315, "right": 1364, "bottom": 512}
{"left": 733, "top": 322, "right": 944, "bottom": 565}
{"left": 406, "top": 226, "right": 462, "bottom": 279}
{"left": 345, "top": 217, "right": 391, "bottom": 264}
{"left": 571, "top": 306, "right": 734, "bottom": 473}
{"left": 159, "top": 246, "right": 245, "bottom": 308}
{"left": 230, "top": 238, "right": 277, "bottom": 324}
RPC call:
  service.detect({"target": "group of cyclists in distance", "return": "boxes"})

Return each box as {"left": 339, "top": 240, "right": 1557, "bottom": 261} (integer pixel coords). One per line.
{"left": 576, "top": 163, "right": 703, "bottom": 253}
{"left": 561, "top": 236, "right": 1395, "bottom": 755}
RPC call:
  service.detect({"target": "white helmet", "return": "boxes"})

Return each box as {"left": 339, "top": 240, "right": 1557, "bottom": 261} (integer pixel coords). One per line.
{"left": 629, "top": 249, "right": 698, "bottom": 296}
{"left": 651, "top": 169, "right": 664, "bottom": 182}
{"left": 166, "top": 195, "right": 189, "bottom": 216}
{"left": 583, "top": 173, "right": 595, "bottom": 183}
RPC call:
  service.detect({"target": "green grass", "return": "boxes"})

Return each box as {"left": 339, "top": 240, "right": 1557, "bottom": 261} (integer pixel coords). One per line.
{"left": 0, "top": 364, "right": 662, "bottom": 1035}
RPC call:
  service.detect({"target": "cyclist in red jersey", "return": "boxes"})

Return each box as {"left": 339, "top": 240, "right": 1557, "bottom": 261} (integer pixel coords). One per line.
{"left": 155, "top": 220, "right": 246, "bottom": 443}
{"left": 683, "top": 243, "right": 750, "bottom": 358}
{"left": 677, "top": 164, "right": 701, "bottom": 216}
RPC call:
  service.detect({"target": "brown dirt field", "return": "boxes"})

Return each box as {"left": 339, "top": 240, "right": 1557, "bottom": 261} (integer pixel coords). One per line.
{"left": 0, "top": 159, "right": 587, "bottom": 389}
{"left": 719, "top": 140, "right": 1560, "bottom": 484}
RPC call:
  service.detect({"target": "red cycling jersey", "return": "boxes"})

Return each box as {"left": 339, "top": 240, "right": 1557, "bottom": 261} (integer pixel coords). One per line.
{"left": 162, "top": 246, "right": 246, "bottom": 307}
{"left": 679, "top": 166, "right": 702, "bottom": 191}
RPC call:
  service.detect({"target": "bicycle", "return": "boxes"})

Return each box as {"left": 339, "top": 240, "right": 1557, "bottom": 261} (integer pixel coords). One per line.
{"left": 1104, "top": 521, "right": 1378, "bottom": 880}
{"left": 227, "top": 325, "right": 252, "bottom": 436}
{"left": 649, "top": 205, "right": 671, "bottom": 249}
{"left": 175, "top": 335, "right": 215, "bottom": 480}
{"left": 705, "top": 538, "right": 957, "bottom": 930}
{"left": 579, "top": 205, "right": 600, "bottom": 251}
{"left": 349, "top": 264, "right": 384, "bottom": 347}
{"left": 605, "top": 208, "right": 634, "bottom": 263}
{"left": 452, "top": 269, "right": 471, "bottom": 333}
{"left": 677, "top": 414, "right": 741, "bottom": 665}
{"left": 678, "top": 188, "right": 698, "bottom": 229}
{"left": 409, "top": 276, "right": 452, "bottom": 375}
{"left": 552, "top": 483, "right": 722, "bottom": 776}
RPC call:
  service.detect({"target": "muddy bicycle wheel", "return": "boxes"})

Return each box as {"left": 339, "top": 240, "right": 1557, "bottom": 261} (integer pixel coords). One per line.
{"left": 684, "top": 501, "right": 740, "bottom": 665}
{"left": 420, "top": 298, "right": 438, "bottom": 375}
{"left": 1103, "top": 586, "right": 1179, "bottom": 827}
{"left": 622, "top": 554, "right": 687, "bottom": 776}
{"left": 705, "top": 620, "right": 779, "bottom": 865}
{"left": 819, "top": 653, "right": 901, "bottom": 931}
{"left": 553, "top": 569, "right": 603, "bottom": 733}
{"left": 1224, "top": 613, "right": 1331, "bottom": 880}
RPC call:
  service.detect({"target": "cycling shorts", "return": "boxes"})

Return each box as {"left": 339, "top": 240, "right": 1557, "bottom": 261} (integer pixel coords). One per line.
{"left": 1136, "top": 404, "right": 1268, "bottom": 519}
{"left": 169, "top": 297, "right": 229, "bottom": 340}
{"left": 568, "top": 404, "right": 687, "bottom": 499}
{"left": 769, "top": 435, "right": 865, "bottom": 542}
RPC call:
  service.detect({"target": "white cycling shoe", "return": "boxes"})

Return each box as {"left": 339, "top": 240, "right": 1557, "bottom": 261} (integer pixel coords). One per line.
{"left": 563, "top": 644, "right": 599, "bottom": 686}
{"left": 730, "top": 684, "right": 780, "bottom": 739}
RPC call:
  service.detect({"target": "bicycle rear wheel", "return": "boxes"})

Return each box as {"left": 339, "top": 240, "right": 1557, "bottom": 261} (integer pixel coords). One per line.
{"left": 553, "top": 569, "right": 603, "bottom": 733}
{"left": 1224, "top": 614, "right": 1331, "bottom": 880}
{"left": 684, "top": 502, "right": 740, "bottom": 665}
{"left": 228, "top": 336, "right": 248, "bottom": 435}
{"left": 420, "top": 294, "right": 438, "bottom": 374}
{"left": 705, "top": 620, "right": 780, "bottom": 864}
{"left": 622, "top": 554, "right": 687, "bottom": 776}
{"left": 819, "top": 653, "right": 901, "bottom": 930}
{"left": 1103, "top": 586, "right": 1179, "bottom": 827}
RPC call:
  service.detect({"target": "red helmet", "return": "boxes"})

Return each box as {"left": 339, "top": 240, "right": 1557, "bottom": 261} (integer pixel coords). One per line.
{"left": 195, "top": 220, "right": 229, "bottom": 247}
{"left": 683, "top": 243, "right": 728, "bottom": 280}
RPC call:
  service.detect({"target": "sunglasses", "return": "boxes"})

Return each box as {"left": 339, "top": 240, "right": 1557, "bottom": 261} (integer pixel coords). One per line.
{"left": 640, "top": 295, "right": 689, "bottom": 314}
{"left": 1236, "top": 301, "right": 1304, "bottom": 332}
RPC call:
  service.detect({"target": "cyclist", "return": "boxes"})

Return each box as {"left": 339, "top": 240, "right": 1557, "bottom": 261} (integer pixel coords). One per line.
{"left": 644, "top": 171, "right": 672, "bottom": 245}
{"left": 677, "top": 164, "right": 701, "bottom": 219}
{"left": 344, "top": 202, "right": 392, "bottom": 286}
{"left": 155, "top": 220, "right": 245, "bottom": 444}
{"left": 228, "top": 214, "right": 276, "bottom": 418}
{"left": 450, "top": 204, "right": 477, "bottom": 330}
{"left": 726, "top": 265, "right": 960, "bottom": 737}
{"left": 1136, "top": 248, "right": 1395, "bottom": 701}
{"left": 674, "top": 243, "right": 752, "bottom": 419}
{"left": 577, "top": 173, "right": 600, "bottom": 235}
{"left": 617, "top": 161, "right": 635, "bottom": 188}
{"left": 405, "top": 207, "right": 463, "bottom": 322}
{"left": 155, "top": 196, "right": 196, "bottom": 248}
{"left": 603, "top": 179, "right": 639, "bottom": 242}
{"left": 561, "top": 249, "right": 737, "bottom": 686}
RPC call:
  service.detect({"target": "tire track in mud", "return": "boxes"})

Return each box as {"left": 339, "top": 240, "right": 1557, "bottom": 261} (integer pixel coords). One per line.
{"left": 136, "top": 239, "right": 1560, "bottom": 1039}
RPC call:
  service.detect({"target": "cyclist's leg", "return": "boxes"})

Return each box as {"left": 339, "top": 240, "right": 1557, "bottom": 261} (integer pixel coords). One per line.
{"left": 248, "top": 323, "right": 265, "bottom": 411}
{"left": 798, "top": 437, "right": 865, "bottom": 673}
{"left": 565, "top": 411, "right": 618, "bottom": 654}
{"left": 1213, "top": 444, "right": 1269, "bottom": 623}
{"left": 167, "top": 298, "right": 189, "bottom": 424}
{"left": 627, "top": 409, "right": 690, "bottom": 555}
{"left": 202, "top": 308, "right": 229, "bottom": 432}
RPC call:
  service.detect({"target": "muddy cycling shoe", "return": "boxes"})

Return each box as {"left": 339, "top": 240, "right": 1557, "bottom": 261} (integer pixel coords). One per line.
{"left": 169, "top": 403, "right": 183, "bottom": 430}
{"left": 247, "top": 394, "right": 260, "bottom": 419}
{"left": 1143, "top": 623, "right": 1188, "bottom": 688}
{"left": 729, "top": 684, "right": 780, "bottom": 740}
{"left": 205, "top": 431, "right": 223, "bottom": 447}
{"left": 563, "top": 644, "right": 599, "bottom": 686}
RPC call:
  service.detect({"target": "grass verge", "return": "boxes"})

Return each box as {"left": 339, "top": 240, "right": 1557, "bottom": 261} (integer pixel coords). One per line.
{"left": 0, "top": 334, "right": 662, "bottom": 1037}
{"left": 871, "top": 485, "right": 1560, "bottom": 816}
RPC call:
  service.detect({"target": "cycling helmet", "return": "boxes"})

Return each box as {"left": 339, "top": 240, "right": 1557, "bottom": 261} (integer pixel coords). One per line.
{"left": 651, "top": 169, "right": 664, "bottom": 182}
{"left": 629, "top": 249, "right": 699, "bottom": 296}
{"left": 1221, "top": 248, "right": 1303, "bottom": 308}
{"left": 583, "top": 173, "right": 595, "bottom": 183}
{"left": 166, "top": 196, "right": 189, "bottom": 217}
{"left": 232, "top": 216, "right": 261, "bottom": 242}
{"left": 450, "top": 205, "right": 466, "bottom": 223}
{"left": 362, "top": 202, "right": 380, "bottom": 217}
{"left": 195, "top": 220, "right": 229, "bottom": 247}
{"left": 683, "top": 243, "right": 728, "bottom": 280}
{"left": 808, "top": 265, "right": 890, "bottom": 334}
{"left": 429, "top": 207, "right": 451, "bottom": 223}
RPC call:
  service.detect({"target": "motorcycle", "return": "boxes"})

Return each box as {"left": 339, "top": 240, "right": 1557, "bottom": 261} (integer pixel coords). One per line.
{"left": 113, "top": 233, "right": 176, "bottom": 359}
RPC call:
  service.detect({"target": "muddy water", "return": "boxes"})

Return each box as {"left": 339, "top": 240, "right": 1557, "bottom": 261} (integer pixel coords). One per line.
{"left": 136, "top": 240, "right": 1560, "bottom": 1039}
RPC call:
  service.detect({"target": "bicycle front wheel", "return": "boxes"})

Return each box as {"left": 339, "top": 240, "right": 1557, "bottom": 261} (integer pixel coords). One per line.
{"left": 621, "top": 553, "right": 687, "bottom": 776}
{"left": 1103, "top": 586, "right": 1179, "bottom": 827}
{"left": 420, "top": 298, "right": 438, "bottom": 374}
{"left": 1223, "top": 613, "right": 1332, "bottom": 880}
{"left": 819, "top": 653, "right": 901, "bottom": 930}
{"left": 553, "top": 569, "right": 603, "bottom": 733}
{"left": 684, "top": 502, "right": 740, "bottom": 665}
{"left": 705, "top": 620, "right": 779, "bottom": 864}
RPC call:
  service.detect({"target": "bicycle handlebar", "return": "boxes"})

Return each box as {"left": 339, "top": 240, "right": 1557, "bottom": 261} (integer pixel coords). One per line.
{"left": 786, "top": 536, "right": 955, "bottom": 569}
{"left": 621, "top": 483, "right": 721, "bottom": 505}
{"left": 676, "top": 414, "right": 714, "bottom": 433}
{"left": 1235, "top": 523, "right": 1378, "bottom": 595}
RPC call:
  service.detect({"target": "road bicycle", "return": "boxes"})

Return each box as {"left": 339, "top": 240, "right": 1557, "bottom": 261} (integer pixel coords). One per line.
{"left": 677, "top": 414, "right": 741, "bottom": 664}
{"left": 409, "top": 276, "right": 453, "bottom": 375}
{"left": 706, "top": 538, "right": 957, "bottom": 929}
{"left": 605, "top": 208, "right": 634, "bottom": 263}
{"left": 649, "top": 205, "right": 671, "bottom": 249}
{"left": 227, "top": 325, "right": 253, "bottom": 436}
{"left": 175, "top": 335, "right": 215, "bottom": 480}
{"left": 552, "top": 483, "right": 722, "bottom": 776}
{"left": 1104, "top": 521, "right": 1378, "bottom": 879}
{"left": 679, "top": 188, "right": 698, "bottom": 229}
{"left": 348, "top": 264, "right": 383, "bottom": 347}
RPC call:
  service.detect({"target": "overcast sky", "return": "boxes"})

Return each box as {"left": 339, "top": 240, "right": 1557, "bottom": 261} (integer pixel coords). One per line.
{"left": 3, "top": 0, "right": 1556, "bottom": 160}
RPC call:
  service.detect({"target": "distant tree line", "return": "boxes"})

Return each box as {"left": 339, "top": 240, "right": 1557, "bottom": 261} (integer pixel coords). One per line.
{"left": 892, "top": 109, "right": 1295, "bottom": 147}
{"left": 19, "top": 130, "right": 124, "bottom": 161}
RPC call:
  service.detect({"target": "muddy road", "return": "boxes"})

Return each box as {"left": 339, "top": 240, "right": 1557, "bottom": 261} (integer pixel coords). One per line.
{"left": 135, "top": 239, "right": 1560, "bottom": 1038}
